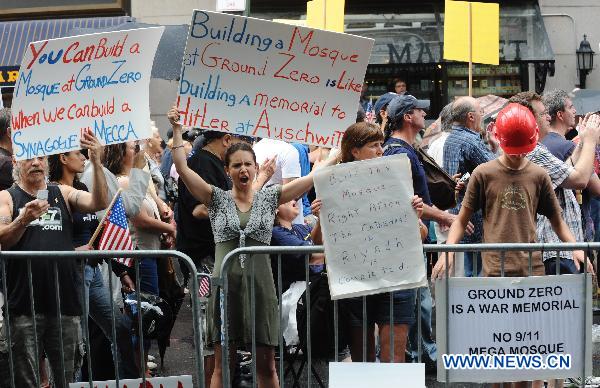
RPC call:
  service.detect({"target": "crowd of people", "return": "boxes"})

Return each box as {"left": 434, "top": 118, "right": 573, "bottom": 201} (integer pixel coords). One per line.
{"left": 0, "top": 80, "right": 598, "bottom": 388}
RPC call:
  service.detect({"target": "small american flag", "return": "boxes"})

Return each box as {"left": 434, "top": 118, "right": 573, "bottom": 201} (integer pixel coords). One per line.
{"left": 365, "top": 99, "right": 376, "bottom": 123}
{"left": 98, "top": 194, "right": 134, "bottom": 267}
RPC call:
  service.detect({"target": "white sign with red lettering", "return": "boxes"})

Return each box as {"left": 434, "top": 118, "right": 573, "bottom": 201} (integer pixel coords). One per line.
{"left": 69, "top": 375, "right": 193, "bottom": 388}
{"left": 177, "top": 10, "right": 374, "bottom": 148}
{"left": 11, "top": 27, "right": 163, "bottom": 160}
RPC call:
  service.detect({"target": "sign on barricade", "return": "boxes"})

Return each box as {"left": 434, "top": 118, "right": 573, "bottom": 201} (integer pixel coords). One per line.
{"left": 177, "top": 10, "right": 374, "bottom": 148}
{"left": 436, "top": 274, "right": 592, "bottom": 382}
{"left": 69, "top": 375, "right": 193, "bottom": 388}
{"left": 314, "top": 155, "right": 427, "bottom": 299}
{"left": 11, "top": 27, "right": 164, "bottom": 160}
{"left": 329, "top": 362, "right": 425, "bottom": 388}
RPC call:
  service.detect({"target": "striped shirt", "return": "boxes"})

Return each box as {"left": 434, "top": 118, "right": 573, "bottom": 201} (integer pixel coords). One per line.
{"left": 527, "top": 144, "right": 581, "bottom": 261}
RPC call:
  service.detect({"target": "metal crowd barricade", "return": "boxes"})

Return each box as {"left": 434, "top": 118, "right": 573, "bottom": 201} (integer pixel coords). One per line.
{"left": 216, "top": 243, "right": 596, "bottom": 388}
{"left": 0, "top": 250, "right": 206, "bottom": 388}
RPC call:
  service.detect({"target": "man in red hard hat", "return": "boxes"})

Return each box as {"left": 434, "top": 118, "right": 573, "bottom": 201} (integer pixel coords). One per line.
{"left": 432, "top": 103, "right": 583, "bottom": 279}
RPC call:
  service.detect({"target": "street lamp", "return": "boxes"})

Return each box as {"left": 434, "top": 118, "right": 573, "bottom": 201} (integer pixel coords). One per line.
{"left": 576, "top": 34, "right": 594, "bottom": 89}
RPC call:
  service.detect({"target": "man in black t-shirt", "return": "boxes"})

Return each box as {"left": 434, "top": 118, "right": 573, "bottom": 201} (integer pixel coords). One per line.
{"left": 0, "top": 131, "right": 108, "bottom": 387}
{"left": 176, "top": 130, "right": 234, "bottom": 282}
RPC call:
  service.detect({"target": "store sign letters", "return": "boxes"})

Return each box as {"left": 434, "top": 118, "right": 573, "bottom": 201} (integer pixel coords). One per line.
{"left": 10, "top": 27, "right": 163, "bottom": 160}
{"left": 386, "top": 39, "right": 529, "bottom": 64}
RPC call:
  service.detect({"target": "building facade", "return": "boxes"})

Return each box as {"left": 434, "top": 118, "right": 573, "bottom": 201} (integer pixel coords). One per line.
{"left": 540, "top": 0, "right": 600, "bottom": 91}
{"left": 2, "top": 0, "right": 599, "bottom": 122}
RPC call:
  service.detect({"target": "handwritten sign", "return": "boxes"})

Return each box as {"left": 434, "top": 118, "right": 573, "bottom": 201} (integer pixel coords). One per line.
{"left": 11, "top": 27, "right": 164, "bottom": 161}
{"left": 69, "top": 375, "right": 193, "bottom": 388}
{"left": 314, "top": 155, "right": 427, "bottom": 299}
{"left": 177, "top": 10, "right": 374, "bottom": 148}
{"left": 436, "top": 275, "right": 592, "bottom": 382}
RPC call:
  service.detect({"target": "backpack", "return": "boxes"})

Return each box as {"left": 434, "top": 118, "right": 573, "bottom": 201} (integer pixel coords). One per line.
{"left": 296, "top": 272, "right": 336, "bottom": 358}
{"left": 383, "top": 143, "right": 457, "bottom": 210}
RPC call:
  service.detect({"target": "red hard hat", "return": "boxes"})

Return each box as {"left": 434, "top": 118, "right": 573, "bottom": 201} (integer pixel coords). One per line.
{"left": 494, "top": 103, "right": 539, "bottom": 155}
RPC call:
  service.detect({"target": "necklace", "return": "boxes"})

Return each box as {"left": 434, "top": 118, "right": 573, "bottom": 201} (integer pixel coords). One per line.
{"left": 498, "top": 158, "right": 528, "bottom": 171}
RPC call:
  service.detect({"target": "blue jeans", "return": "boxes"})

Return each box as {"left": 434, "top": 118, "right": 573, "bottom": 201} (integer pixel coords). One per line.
{"left": 133, "top": 258, "right": 159, "bottom": 354}
{"left": 407, "top": 285, "right": 437, "bottom": 363}
{"left": 544, "top": 258, "right": 580, "bottom": 275}
{"left": 85, "top": 264, "right": 139, "bottom": 378}
{"left": 139, "top": 258, "right": 159, "bottom": 295}
{"left": 464, "top": 251, "right": 482, "bottom": 277}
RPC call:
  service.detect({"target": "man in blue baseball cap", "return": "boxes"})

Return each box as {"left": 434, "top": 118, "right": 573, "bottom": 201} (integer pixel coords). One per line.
{"left": 382, "top": 94, "right": 467, "bottom": 371}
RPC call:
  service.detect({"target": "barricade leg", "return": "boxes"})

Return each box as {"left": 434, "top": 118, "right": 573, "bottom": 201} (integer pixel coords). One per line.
{"left": 305, "top": 254, "right": 311, "bottom": 387}
{"left": 27, "top": 259, "right": 42, "bottom": 387}
{"left": 251, "top": 258, "right": 257, "bottom": 388}
{"left": 134, "top": 259, "right": 147, "bottom": 385}
{"left": 277, "top": 254, "right": 284, "bottom": 388}
{"left": 221, "top": 265, "right": 231, "bottom": 387}
{"left": 52, "top": 261, "right": 68, "bottom": 386}
{"left": 444, "top": 251, "right": 450, "bottom": 387}
{"left": 80, "top": 261, "right": 94, "bottom": 387}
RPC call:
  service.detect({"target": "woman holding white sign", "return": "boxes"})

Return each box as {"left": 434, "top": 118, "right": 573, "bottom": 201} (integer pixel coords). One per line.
{"left": 337, "top": 122, "right": 426, "bottom": 363}
{"left": 168, "top": 106, "right": 338, "bottom": 388}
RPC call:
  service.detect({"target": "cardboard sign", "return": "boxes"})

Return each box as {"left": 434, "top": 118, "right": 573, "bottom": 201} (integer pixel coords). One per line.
{"left": 11, "top": 27, "right": 164, "bottom": 161}
{"left": 443, "top": 0, "right": 500, "bottom": 65}
{"left": 314, "top": 155, "right": 427, "bottom": 299}
{"left": 329, "top": 362, "right": 425, "bottom": 388}
{"left": 436, "top": 275, "right": 592, "bottom": 382}
{"left": 177, "top": 10, "right": 373, "bottom": 148}
{"left": 69, "top": 375, "right": 193, "bottom": 388}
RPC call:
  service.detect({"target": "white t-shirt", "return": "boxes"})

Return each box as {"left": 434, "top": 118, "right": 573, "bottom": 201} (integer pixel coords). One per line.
{"left": 253, "top": 138, "right": 303, "bottom": 223}
{"left": 426, "top": 132, "right": 449, "bottom": 167}
{"left": 253, "top": 139, "right": 301, "bottom": 186}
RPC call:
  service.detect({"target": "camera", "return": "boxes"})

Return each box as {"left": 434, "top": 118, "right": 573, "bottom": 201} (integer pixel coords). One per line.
{"left": 182, "top": 128, "right": 201, "bottom": 142}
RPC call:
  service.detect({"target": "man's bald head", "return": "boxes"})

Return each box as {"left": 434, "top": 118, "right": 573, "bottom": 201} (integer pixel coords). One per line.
{"left": 452, "top": 96, "right": 482, "bottom": 132}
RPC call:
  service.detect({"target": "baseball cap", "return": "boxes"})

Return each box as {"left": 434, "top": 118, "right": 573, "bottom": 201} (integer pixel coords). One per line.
{"left": 373, "top": 92, "right": 398, "bottom": 114}
{"left": 387, "top": 95, "right": 430, "bottom": 121}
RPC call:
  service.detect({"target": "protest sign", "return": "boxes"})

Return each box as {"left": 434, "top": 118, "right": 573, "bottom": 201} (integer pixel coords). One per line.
{"left": 436, "top": 275, "right": 592, "bottom": 382}
{"left": 177, "top": 10, "right": 373, "bottom": 148}
{"left": 329, "top": 362, "right": 425, "bottom": 388}
{"left": 314, "top": 155, "right": 427, "bottom": 299}
{"left": 443, "top": 0, "right": 499, "bottom": 65}
{"left": 11, "top": 27, "right": 164, "bottom": 161}
{"left": 69, "top": 375, "right": 193, "bottom": 388}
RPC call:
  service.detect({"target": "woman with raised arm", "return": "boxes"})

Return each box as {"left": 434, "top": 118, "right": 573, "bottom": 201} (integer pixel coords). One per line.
{"left": 168, "top": 106, "right": 337, "bottom": 388}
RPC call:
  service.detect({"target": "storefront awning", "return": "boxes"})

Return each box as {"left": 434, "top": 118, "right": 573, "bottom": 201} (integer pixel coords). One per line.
{"left": 0, "top": 16, "right": 133, "bottom": 70}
